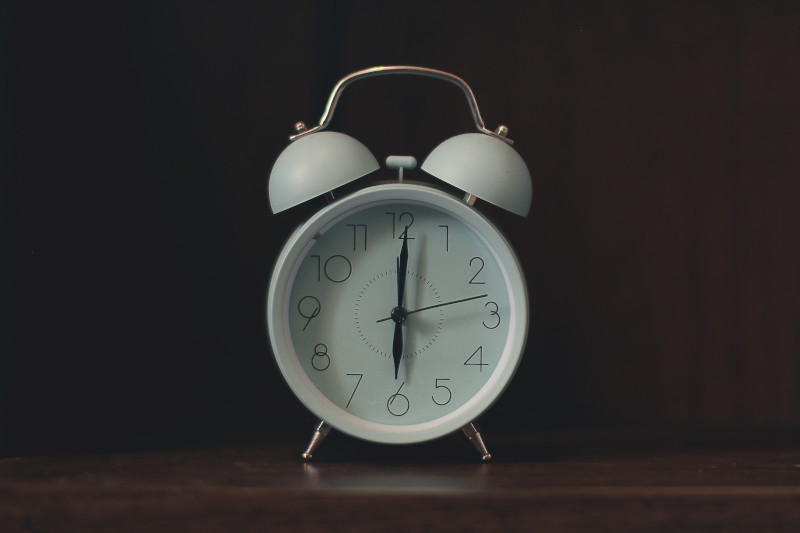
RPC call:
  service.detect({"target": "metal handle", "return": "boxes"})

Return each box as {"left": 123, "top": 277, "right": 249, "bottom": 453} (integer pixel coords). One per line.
{"left": 290, "top": 66, "right": 512, "bottom": 144}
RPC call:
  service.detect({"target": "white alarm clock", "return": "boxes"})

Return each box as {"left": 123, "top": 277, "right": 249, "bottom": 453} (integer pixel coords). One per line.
{"left": 266, "top": 66, "right": 532, "bottom": 460}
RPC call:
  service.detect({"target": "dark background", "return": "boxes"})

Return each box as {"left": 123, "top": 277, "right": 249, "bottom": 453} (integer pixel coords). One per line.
{"left": 1, "top": 1, "right": 798, "bottom": 456}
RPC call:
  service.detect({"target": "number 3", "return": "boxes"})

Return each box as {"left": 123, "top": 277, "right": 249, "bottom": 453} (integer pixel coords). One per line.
{"left": 483, "top": 301, "right": 501, "bottom": 329}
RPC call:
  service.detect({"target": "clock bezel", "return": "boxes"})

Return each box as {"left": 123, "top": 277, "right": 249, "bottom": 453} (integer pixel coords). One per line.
{"left": 266, "top": 183, "right": 528, "bottom": 444}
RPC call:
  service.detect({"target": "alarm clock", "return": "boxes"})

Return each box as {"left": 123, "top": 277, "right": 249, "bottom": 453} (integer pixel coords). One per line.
{"left": 266, "top": 66, "right": 532, "bottom": 461}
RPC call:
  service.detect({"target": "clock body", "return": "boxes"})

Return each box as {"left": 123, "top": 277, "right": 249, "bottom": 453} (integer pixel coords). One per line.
{"left": 266, "top": 183, "right": 527, "bottom": 444}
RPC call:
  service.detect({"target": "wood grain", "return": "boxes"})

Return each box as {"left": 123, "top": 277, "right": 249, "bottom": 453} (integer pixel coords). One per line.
{"left": 1, "top": 433, "right": 799, "bottom": 532}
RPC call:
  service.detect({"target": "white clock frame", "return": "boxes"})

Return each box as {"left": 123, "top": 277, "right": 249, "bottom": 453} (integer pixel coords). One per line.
{"left": 267, "top": 183, "right": 528, "bottom": 444}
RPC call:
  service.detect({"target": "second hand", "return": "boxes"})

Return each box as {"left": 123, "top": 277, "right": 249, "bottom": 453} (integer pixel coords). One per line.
{"left": 377, "top": 294, "right": 489, "bottom": 323}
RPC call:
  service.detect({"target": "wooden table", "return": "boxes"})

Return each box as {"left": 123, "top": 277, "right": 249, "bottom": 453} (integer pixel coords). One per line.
{"left": 1, "top": 431, "right": 798, "bottom": 532}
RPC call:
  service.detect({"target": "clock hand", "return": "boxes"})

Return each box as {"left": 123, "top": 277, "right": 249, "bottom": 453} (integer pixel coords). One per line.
{"left": 397, "top": 226, "right": 409, "bottom": 307}
{"left": 392, "top": 321, "right": 403, "bottom": 380}
{"left": 377, "top": 293, "right": 489, "bottom": 323}
{"left": 392, "top": 226, "right": 410, "bottom": 380}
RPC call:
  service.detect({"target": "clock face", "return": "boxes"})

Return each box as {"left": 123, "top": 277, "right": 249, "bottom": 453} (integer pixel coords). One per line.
{"left": 267, "top": 184, "right": 527, "bottom": 444}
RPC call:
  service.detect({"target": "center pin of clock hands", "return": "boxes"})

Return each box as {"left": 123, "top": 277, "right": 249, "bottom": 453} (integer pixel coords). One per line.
{"left": 390, "top": 226, "right": 410, "bottom": 379}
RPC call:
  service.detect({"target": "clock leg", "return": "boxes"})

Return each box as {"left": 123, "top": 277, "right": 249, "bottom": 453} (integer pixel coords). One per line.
{"left": 461, "top": 422, "right": 492, "bottom": 462}
{"left": 301, "top": 420, "right": 332, "bottom": 461}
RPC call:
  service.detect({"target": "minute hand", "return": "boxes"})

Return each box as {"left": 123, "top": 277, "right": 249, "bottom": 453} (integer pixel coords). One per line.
{"left": 376, "top": 294, "right": 489, "bottom": 323}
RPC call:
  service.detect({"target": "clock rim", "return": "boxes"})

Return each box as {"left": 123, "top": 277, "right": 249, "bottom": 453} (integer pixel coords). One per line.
{"left": 266, "top": 183, "right": 528, "bottom": 444}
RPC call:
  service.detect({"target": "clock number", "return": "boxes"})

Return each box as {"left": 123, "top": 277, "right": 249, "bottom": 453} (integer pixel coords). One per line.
{"left": 483, "top": 301, "right": 501, "bottom": 329}
{"left": 468, "top": 257, "right": 486, "bottom": 285}
{"left": 310, "top": 254, "right": 352, "bottom": 283}
{"left": 346, "top": 373, "right": 363, "bottom": 408}
{"left": 346, "top": 223, "right": 367, "bottom": 251}
{"left": 387, "top": 381, "right": 410, "bottom": 416}
{"left": 439, "top": 225, "right": 449, "bottom": 252}
{"left": 311, "top": 343, "right": 330, "bottom": 371}
{"left": 399, "top": 212, "right": 414, "bottom": 239}
{"left": 464, "top": 346, "right": 488, "bottom": 371}
{"left": 385, "top": 211, "right": 415, "bottom": 239}
{"left": 432, "top": 378, "right": 452, "bottom": 406}
{"left": 297, "top": 296, "right": 321, "bottom": 331}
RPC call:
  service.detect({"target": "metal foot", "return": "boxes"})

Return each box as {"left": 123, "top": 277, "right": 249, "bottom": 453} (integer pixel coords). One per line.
{"left": 461, "top": 422, "right": 492, "bottom": 461}
{"left": 301, "top": 420, "right": 332, "bottom": 461}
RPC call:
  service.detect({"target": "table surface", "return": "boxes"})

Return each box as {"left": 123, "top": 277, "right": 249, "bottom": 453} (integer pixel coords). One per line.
{"left": 1, "top": 431, "right": 799, "bottom": 532}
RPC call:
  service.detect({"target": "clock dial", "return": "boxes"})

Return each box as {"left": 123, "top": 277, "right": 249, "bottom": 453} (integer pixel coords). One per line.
{"left": 268, "top": 184, "right": 527, "bottom": 443}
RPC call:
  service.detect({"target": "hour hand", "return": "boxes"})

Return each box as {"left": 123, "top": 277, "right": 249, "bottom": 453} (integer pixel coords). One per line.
{"left": 392, "top": 258, "right": 404, "bottom": 379}
{"left": 392, "top": 321, "right": 402, "bottom": 379}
